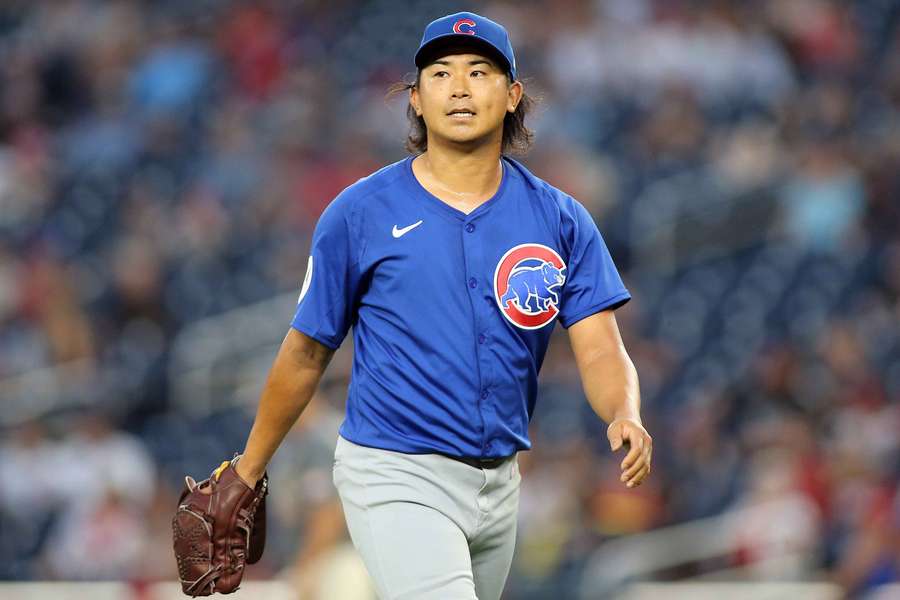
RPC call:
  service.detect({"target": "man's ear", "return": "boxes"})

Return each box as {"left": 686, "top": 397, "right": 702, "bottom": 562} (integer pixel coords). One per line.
{"left": 507, "top": 80, "right": 523, "bottom": 113}
{"left": 410, "top": 86, "right": 422, "bottom": 117}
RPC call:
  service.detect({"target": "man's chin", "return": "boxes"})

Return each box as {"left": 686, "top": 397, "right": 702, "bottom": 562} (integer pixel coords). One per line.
{"left": 432, "top": 129, "right": 497, "bottom": 150}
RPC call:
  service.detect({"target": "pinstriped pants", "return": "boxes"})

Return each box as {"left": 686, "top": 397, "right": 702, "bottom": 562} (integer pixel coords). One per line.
{"left": 332, "top": 435, "right": 521, "bottom": 600}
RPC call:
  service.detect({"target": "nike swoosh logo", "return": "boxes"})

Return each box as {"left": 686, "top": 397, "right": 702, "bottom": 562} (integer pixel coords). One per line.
{"left": 392, "top": 220, "right": 423, "bottom": 238}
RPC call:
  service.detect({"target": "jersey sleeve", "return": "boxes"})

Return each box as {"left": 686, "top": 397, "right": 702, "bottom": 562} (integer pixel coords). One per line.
{"left": 290, "top": 195, "right": 362, "bottom": 349}
{"left": 558, "top": 199, "right": 630, "bottom": 328}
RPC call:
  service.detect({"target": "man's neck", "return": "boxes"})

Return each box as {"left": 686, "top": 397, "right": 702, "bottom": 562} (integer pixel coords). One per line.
{"left": 413, "top": 139, "right": 504, "bottom": 212}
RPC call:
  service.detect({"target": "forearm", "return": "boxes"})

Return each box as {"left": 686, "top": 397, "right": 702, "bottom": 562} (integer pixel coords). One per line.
{"left": 578, "top": 347, "right": 641, "bottom": 425}
{"left": 238, "top": 329, "right": 333, "bottom": 480}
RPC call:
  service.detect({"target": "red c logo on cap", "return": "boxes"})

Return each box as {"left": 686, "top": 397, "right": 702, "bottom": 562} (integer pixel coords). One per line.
{"left": 452, "top": 18, "right": 476, "bottom": 35}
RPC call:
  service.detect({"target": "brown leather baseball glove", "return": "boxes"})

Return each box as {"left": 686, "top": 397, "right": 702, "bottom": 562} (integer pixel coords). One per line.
{"left": 172, "top": 456, "right": 269, "bottom": 596}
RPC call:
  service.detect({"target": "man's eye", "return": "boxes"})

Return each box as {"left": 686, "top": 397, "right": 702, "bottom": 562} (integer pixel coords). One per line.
{"left": 471, "top": 70, "right": 485, "bottom": 77}
{"left": 433, "top": 71, "right": 449, "bottom": 77}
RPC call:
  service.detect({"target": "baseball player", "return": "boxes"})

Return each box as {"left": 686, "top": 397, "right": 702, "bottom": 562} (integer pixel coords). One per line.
{"left": 233, "top": 11, "right": 652, "bottom": 600}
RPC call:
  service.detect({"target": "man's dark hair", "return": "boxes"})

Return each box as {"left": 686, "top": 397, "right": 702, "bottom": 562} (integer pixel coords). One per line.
{"left": 387, "top": 70, "right": 535, "bottom": 156}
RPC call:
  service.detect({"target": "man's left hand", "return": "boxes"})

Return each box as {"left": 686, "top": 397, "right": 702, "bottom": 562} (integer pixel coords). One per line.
{"left": 607, "top": 418, "right": 652, "bottom": 488}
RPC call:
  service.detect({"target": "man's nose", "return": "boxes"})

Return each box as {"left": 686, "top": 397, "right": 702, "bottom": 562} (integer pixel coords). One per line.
{"left": 451, "top": 79, "right": 471, "bottom": 98}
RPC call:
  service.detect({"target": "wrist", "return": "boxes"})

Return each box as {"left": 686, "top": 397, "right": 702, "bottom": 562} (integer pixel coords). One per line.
{"left": 235, "top": 456, "right": 265, "bottom": 485}
{"left": 609, "top": 414, "right": 641, "bottom": 427}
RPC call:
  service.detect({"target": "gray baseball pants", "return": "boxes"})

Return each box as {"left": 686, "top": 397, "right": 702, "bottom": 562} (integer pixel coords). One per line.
{"left": 332, "top": 435, "right": 521, "bottom": 600}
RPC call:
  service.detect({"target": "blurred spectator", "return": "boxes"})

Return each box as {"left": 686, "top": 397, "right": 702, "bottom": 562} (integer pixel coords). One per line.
{"left": 39, "top": 411, "right": 156, "bottom": 579}
{"left": 0, "top": 419, "right": 59, "bottom": 579}
{"left": 729, "top": 444, "right": 823, "bottom": 578}
{"left": 778, "top": 139, "right": 865, "bottom": 252}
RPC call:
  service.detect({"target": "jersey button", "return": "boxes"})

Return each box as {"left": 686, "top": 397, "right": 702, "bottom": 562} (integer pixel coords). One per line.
{"left": 465, "top": 223, "right": 475, "bottom": 233}
{"left": 468, "top": 278, "right": 477, "bottom": 289}
{"left": 477, "top": 334, "right": 486, "bottom": 344}
{"left": 481, "top": 390, "right": 489, "bottom": 399}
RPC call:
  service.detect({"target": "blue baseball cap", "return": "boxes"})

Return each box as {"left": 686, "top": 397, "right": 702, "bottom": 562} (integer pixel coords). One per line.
{"left": 415, "top": 11, "right": 517, "bottom": 80}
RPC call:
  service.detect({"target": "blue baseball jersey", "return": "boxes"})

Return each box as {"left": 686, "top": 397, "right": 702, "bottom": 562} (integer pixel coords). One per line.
{"left": 291, "top": 156, "right": 630, "bottom": 458}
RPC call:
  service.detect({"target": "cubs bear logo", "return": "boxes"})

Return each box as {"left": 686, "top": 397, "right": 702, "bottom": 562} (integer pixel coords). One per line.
{"left": 494, "top": 244, "right": 566, "bottom": 329}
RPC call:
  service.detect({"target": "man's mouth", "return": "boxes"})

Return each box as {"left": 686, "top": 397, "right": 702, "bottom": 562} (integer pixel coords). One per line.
{"left": 447, "top": 109, "right": 476, "bottom": 118}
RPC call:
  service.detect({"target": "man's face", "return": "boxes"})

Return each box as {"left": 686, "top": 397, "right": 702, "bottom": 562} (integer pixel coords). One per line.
{"left": 411, "top": 49, "right": 522, "bottom": 149}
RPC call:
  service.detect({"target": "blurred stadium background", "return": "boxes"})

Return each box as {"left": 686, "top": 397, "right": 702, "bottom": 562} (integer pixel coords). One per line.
{"left": 1, "top": 0, "right": 899, "bottom": 598}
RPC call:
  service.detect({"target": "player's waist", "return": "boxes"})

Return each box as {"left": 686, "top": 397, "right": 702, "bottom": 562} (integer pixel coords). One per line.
{"left": 438, "top": 453, "right": 515, "bottom": 470}
{"left": 337, "top": 425, "right": 526, "bottom": 466}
